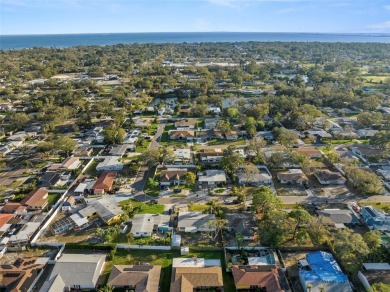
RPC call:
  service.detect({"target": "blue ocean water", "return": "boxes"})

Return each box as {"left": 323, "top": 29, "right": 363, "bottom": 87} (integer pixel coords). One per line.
{"left": 1, "top": 32, "right": 390, "bottom": 50}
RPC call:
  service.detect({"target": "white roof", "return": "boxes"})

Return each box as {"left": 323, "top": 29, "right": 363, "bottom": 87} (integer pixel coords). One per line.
{"left": 198, "top": 170, "right": 227, "bottom": 182}
{"left": 174, "top": 148, "right": 191, "bottom": 159}
{"left": 70, "top": 213, "right": 89, "bottom": 227}
{"left": 10, "top": 222, "right": 40, "bottom": 242}
{"left": 96, "top": 156, "right": 123, "bottom": 170}
{"left": 131, "top": 214, "right": 170, "bottom": 234}
{"left": 248, "top": 257, "right": 269, "bottom": 266}
{"left": 363, "top": 263, "right": 390, "bottom": 270}
{"left": 74, "top": 183, "right": 87, "bottom": 193}
{"left": 48, "top": 253, "right": 106, "bottom": 289}
{"left": 171, "top": 235, "right": 181, "bottom": 246}
{"left": 172, "top": 258, "right": 221, "bottom": 268}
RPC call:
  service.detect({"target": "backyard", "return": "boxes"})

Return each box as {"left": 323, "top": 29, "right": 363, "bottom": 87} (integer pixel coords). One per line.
{"left": 101, "top": 249, "right": 235, "bottom": 292}
{"left": 119, "top": 199, "right": 164, "bottom": 214}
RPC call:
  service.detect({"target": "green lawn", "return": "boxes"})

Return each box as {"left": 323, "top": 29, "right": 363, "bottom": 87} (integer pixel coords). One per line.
{"left": 136, "top": 141, "right": 151, "bottom": 153}
{"left": 103, "top": 249, "right": 234, "bottom": 292}
{"left": 84, "top": 159, "right": 99, "bottom": 177}
{"left": 119, "top": 199, "right": 164, "bottom": 214}
{"left": 47, "top": 193, "right": 61, "bottom": 206}
{"left": 188, "top": 203, "right": 209, "bottom": 212}
{"left": 207, "top": 138, "right": 246, "bottom": 146}
{"left": 160, "top": 124, "right": 175, "bottom": 143}
{"left": 359, "top": 201, "right": 390, "bottom": 212}
{"left": 322, "top": 138, "right": 369, "bottom": 145}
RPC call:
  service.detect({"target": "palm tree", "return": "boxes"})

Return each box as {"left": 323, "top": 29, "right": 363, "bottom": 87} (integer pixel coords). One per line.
{"left": 99, "top": 285, "right": 114, "bottom": 292}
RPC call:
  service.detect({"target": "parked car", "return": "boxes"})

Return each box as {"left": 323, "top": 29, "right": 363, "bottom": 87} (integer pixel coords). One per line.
{"left": 173, "top": 188, "right": 181, "bottom": 193}
{"left": 150, "top": 199, "right": 158, "bottom": 204}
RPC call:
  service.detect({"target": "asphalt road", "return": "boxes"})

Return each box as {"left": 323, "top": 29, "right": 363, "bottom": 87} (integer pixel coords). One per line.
{"left": 131, "top": 123, "right": 166, "bottom": 201}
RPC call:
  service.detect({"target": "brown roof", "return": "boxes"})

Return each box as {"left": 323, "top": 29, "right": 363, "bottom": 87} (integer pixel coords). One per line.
{"left": 160, "top": 170, "right": 187, "bottom": 183}
{"left": 0, "top": 214, "right": 13, "bottom": 229}
{"left": 170, "top": 131, "right": 195, "bottom": 139}
{"left": 226, "top": 130, "right": 238, "bottom": 136}
{"left": 0, "top": 257, "right": 46, "bottom": 292}
{"left": 1, "top": 203, "right": 26, "bottom": 214}
{"left": 170, "top": 267, "right": 223, "bottom": 292}
{"left": 20, "top": 188, "right": 48, "bottom": 208}
{"left": 93, "top": 171, "right": 116, "bottom": 191}
{"left": 174, "top": 119, "right": 197, "bottom": 128}
{"left": 61, "top": 156, "right": 80, "bottom": 169}
{"left": 232, "top": 265, "right": 284, "bottom": 291}
{"left": 295, "top": 148, "right": 322, "bottom": 157}
{"left": 107, "top": 265, "right": 161, "bottom": 291}
{"left": 277, "top": 171, "right": 308, "bottom": 183}
{"left": 314, "top": 169, "right": 345, "bottom": 181}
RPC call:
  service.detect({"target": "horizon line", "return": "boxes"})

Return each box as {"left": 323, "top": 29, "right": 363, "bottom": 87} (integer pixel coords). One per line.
{"left": 2, "top": 31, "right": 390, "bottom": 37}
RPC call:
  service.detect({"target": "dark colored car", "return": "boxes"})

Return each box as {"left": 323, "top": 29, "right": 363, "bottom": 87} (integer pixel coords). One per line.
{"left": 150, "top": 199, "right": 158, "bottom": 204}
{"left": 173, "top": 188, "right": 181, "bottom": 193}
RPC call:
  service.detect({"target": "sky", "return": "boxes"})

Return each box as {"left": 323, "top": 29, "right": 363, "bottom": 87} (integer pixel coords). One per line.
{"left": 1, "top": 0, "right": 390, "bottom": 35}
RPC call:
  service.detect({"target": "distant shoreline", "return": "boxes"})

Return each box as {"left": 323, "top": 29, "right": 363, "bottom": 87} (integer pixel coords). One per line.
{"left": 1, "top": 32, "right": 390, "bottom": 50}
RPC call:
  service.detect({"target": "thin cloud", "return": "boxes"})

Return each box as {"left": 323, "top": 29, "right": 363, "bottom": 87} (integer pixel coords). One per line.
{"left": 385, "top": 5, "right": 390, "bottom": 11}
{"left": 368, "top": 21, "right": 390, "bottom": 29}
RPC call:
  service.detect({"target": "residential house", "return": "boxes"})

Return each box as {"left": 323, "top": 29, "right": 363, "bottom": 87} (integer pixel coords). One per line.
{"left": 225, "top": 212, "right": 257, "bottom": 240}
{"left": 62, "top": 196, "right": 75, "bottom": 212}
{"left": 174, "top": 119, "right": 197, "bottom": 130}
{"left": 357, "top": 129, "right": 379, "bottom": 138}
{"left": 178, "top": 105, "right": 191, "bottom": 115}
{"left": 232, "top": 265, "right": 284, "bottom": 291}
{"left": 41, "top": 253, "right": 106, "bottom": 291}
{"left": 173, "top": 148, "right": 192, "bottom": 164}
{"left": 169, "top": 130, "right": 195, "bottom": 141}
{"left": 295, "top": 148, "right": 323, "bottom": 159}
{"left": 160, "top": 169, "right": 187, "bottom": 188}
{"left": 209, "top": 107, "right": 222, "bottom": 114}
{"left": 130, "top": 214, "right": 172, "bottom": 238}
{"left": 361, "top": 206, "right": 390, "bottom": 232}
{"left": 60, "top": 157, "right": 81, "bottom": 170}
{"left": 95, "top": 156, "right": 124, "bottom": 171}
{"left": 198, "top": 170, "right": 227, "bottom": 188}
{"left": 0, "top": 214, "right": 13, "bottom": 231}
{"left": 199, "top": 149, "right": 224, "bottom": 164}
{"left": 109, "top": 145, "right": 129, "bottom": 157}
{"left": 277, "top": 169, "right": 309, "bottom": 186}
{"left": 74, "top": 183, "right": 87, "bottom": 197}
{"left": 0, "top": 203, "right": 27, "bottom": 214}
{"left": 20, "top": 188, "right": 48, "bottom": 210}
{"left": 73, "top": 147, "right": 93, "bottom": 157}
{"left": 107, "top": 265, "right": 161, "bottom": 291}
{"left": 350, "top": 145, "right": 388, "bottom": 164}
{"left": 0, "top": 257, "right": 48, "bottom": 292}
{"left": 317, "top": 209, "right": 360, "bottom": 228}
{"left": 299, "top": 251, "right": 352, "bottom": 292}
{"left": 177, "top": 212, "right": 216, "bottom": 232}
{"left": 314, "top": 169, "right": 346, "bottom": 185}
{"left": 226, "top": 130, "right": 238, "bottom": 141}
{"left": 92, "top": 171, "right": 117, "bottom": 194}
{"left": 237, "top": 165, "right": 272, "bottom": 186}
{"left": 79, "top": 196, "right": 123, "bottom": 225}
{"left": 170, "top": 258, "right": 223, "bottom": 292}
{"left": 38, "top": 172, "right": 61, "bottom": 188}
{"left": 335, "top": 149, "right": 358, "bottom": 163}
{"left": 358, "top": 263, "right": 390, "bottom": 292}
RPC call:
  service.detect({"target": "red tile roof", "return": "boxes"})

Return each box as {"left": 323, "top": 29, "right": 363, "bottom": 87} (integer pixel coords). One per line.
{"left": 93, "top": 171, "right": 116, "bottom": 191}
{"left": 0, "top": 214, "right": 13, "bottom": 229}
